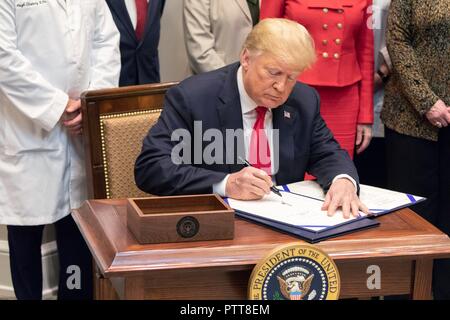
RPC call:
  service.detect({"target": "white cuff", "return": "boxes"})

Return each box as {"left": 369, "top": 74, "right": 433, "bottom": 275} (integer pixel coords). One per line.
{"left": 332, "top": 174, "right": 357, "bottom": 192}
{"left": 212, "top": 174, "right": 230, "bottom": 197}
{"left": 40, "top": 89, "right": 68, "bottom": 132}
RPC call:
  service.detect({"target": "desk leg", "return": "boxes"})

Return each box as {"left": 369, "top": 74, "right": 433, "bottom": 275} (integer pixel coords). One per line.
{"left": 412, "top": 259, "right": 433, "bottom": 300}
{"left": 94, "top": 265, "right": 119, "bottom": 300}
{"left": 124, "top": 276, "right": 144, "bottom": 300}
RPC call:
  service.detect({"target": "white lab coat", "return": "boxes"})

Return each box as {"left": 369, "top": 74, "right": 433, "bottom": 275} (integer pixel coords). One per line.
{"left": 0, "top": 0, "right": 121, "bottom": 225}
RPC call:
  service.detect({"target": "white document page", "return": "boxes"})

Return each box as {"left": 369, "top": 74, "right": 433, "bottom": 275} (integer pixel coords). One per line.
{"left": 358, "top": 185, "right": 425, "bottom": 214}
{"left": 284, "top": 181, "right": 325, "bottom": 200}
{"left": 285, "top": 181, "right": 425, "bottom": 214}
{"left": 227, "top": 191, "right": 365, "bottom": 232}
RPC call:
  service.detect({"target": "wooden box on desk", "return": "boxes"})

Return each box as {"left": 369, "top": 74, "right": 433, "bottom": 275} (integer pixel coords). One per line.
{"left": 126, "top": 194, "right": 234, "bottom": 244}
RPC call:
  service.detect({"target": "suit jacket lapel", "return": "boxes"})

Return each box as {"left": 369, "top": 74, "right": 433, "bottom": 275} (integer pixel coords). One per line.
{"left": 217, "top": 64, "right": 246, "bottom": 174}
{"left": 108, "top": 0, "right": 138, "bottom": 43}
{"left": 272, "top": 105, "right": 296, "bottom": 185}
{"left": 234, "top": 0, "right": 252, "bottom": 24}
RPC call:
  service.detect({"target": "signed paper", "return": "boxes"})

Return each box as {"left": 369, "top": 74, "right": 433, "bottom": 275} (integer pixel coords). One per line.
{"left": 227, "top": 191, "right": 364, "bottom": 232}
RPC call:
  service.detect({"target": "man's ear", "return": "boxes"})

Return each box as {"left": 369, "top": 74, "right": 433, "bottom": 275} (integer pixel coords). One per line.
{"left": 240, "top": 48, "right": 250, "bottom": 70}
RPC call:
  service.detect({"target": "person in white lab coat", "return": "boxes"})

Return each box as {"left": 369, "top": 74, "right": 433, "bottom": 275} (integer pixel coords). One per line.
{"left": 0, "top": 0, "right": 120, "bottom": 300}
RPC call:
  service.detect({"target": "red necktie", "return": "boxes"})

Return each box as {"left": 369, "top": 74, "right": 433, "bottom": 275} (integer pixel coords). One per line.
{"left": 249, "top": 107, "right": 271, "bottom": 175}
{"left": 135, "top": 0, "right": 148, "bottom": 41}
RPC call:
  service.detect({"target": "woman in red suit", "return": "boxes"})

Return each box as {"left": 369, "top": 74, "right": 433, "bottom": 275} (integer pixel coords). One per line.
{"left": 261, "top": 0, "right": 374, "bottom": 158}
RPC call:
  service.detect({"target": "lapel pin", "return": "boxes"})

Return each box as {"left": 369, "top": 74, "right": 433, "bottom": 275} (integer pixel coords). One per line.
{"left": 284, "top": 110, "right": 291, "bottom": 119}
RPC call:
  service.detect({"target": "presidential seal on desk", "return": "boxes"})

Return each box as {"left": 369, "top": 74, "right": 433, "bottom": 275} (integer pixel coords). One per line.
{"left": 248, "top": 243, "right": 340, "bottom": 300}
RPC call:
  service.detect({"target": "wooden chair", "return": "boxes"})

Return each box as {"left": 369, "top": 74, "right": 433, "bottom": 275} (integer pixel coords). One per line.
{"left": 80, "top": 82, "right": 177, "bottom": 300}
{"left": 81, "top": 82, "right": 177, "bottom": 200}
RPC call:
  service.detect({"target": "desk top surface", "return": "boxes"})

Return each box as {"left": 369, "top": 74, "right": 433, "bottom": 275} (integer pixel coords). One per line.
{"left": 72, "top": 199, "right": 450, "bottom": 277}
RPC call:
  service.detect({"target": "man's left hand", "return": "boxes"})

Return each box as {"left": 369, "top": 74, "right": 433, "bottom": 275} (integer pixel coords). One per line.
{"left": 321, "top": 178, "right": 369, "bottom": 219}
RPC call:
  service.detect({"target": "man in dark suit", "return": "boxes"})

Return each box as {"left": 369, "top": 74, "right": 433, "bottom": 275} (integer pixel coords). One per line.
{"left": 135, "top": 18, "right": 369, "bottom": 218}
{"left": 106, "top": 0, "right": 165, "bottom": 86}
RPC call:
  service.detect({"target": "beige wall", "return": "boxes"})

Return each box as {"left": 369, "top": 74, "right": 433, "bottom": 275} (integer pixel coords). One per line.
{"left": 0, "top": 225, "right": 12, "bottom": 298}
{"left": 0, "top": 225, "right": 6, "bottom": 242}
{"left": 0, "top": 225, "right": 10, "bottom": 298}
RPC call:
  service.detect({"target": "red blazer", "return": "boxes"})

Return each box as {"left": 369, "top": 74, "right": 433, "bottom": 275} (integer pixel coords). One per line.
{"left": 261, "top": 0, "right": 374, "bottom": 124}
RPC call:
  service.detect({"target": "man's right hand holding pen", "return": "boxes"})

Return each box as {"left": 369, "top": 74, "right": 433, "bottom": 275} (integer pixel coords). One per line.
{"left": 225, "top": 166, "right": 273, "bottom": 200}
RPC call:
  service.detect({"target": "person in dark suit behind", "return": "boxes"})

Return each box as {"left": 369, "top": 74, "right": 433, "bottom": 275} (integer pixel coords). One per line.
{"left": 135, "top": 18, "right": 369, "bottom": 218}
{"left": 106, "top": 0, "right": 165, "bottom": 86}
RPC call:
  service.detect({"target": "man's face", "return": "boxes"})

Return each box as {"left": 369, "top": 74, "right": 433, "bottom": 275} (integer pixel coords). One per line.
{"left": 240, "top": 49, "right": 301, "bottom": 109}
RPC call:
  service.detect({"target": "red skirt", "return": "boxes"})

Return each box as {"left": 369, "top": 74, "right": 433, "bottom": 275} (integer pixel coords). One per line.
{"left": 314, "top": 83, "right": 359, "bottom": 159}
{"left": 305, "top": 83, "right": 359, "bottom": 180}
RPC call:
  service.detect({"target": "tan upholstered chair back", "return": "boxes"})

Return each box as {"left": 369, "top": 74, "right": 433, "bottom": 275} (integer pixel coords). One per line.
{"left": 81, "top": 83, "right": 177, "bottom": 199}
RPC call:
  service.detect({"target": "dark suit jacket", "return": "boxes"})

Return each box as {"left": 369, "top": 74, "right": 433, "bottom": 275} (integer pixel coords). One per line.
{"left": 135, "top": 63, "right": 359, "bottom": 196}
{"left": 106, "top": 0, "right": 165, "bottom": 86}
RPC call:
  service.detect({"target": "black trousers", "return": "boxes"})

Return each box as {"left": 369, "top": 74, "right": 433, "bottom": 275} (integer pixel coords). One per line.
{"left": 354, "top": 137, "right": 387, "bottom": 188}
{"left": 385, "top": 127, "right": 450, "bottom": 300}
{"left": 7, "top": 214, "right": 93, "bottom": 300}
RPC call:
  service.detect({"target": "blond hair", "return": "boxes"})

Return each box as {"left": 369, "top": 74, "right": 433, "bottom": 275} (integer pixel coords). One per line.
{"left": 242, "top": 18, "right": 316, "bottom": 71}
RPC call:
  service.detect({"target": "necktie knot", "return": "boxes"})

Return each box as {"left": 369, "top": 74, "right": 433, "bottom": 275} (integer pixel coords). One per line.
{"left": 255, "top": 106, "right": 267, "bottom": 119}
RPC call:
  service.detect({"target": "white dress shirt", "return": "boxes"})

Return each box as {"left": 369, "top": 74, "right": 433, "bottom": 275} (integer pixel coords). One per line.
{"left": 125, "top": 0, "right": 150, "bottom": 29}
{"left": 212, "top": 67, "right": 356, "bottom": 196}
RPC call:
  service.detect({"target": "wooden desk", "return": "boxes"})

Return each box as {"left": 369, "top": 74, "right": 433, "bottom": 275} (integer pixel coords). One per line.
{"left": 72, "top": 199, "right": 450, "bottom": 300}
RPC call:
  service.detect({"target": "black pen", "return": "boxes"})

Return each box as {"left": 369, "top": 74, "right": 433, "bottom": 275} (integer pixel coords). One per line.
{"left": 238, "top": 157, "right": 283, "bottom": 198}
